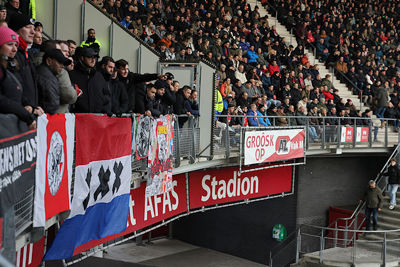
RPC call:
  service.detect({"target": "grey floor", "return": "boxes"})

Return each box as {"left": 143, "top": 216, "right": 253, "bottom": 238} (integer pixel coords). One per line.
{"left": 98, "top": 238, "right": 264, "bottom": 267}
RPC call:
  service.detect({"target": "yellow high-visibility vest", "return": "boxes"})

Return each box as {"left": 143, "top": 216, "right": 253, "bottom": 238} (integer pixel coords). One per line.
{"left": 215, "top": 90, "right": 223, "bottom": 113}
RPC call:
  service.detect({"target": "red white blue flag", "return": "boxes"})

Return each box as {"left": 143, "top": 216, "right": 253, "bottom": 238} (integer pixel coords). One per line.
{"left": 44, "top": 114, "right": 132, "bottom": 260}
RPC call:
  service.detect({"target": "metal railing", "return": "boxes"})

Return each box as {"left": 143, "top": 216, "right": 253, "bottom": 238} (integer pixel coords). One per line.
{"left": 294, "top": 224, "right": 400, "bottom": 266}
{"left": 327, "top": 143, "right": 400, "bottom": 245}
{"left": 213, "top": 114, "right": 400, "bottom": 158}
{"left": 268, "top": 142, "right": 400, "bottom": 267}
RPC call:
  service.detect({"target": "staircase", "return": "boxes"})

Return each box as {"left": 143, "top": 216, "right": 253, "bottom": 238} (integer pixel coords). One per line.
{"left": 247, "top": 0, "right": 364, "bottom": 112}
{"left": 267, "top": 145, "right": 400, "bottom": 267}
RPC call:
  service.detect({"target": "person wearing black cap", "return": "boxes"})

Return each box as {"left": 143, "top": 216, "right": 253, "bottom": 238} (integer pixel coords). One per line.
{"left": 154, "top": 72, "right": 176, "bottom": 114}
{"left": 9, "top": 13, "right": 44, "bottom": 116}
{"left": 36, "top": 48, "right": 72, "bottom": 114}
{"left": 69, "top": 47, "right": 111, "bottom": 113}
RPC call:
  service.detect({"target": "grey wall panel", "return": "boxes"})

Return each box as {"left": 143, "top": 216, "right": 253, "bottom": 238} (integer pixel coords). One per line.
{"left": 84, "top": 4, "right": 110, "bottom": 58}
{"left": 36, "top": 0, "right": 54, "bottom": 39}
{"left": 56, "top": 0, "right": 82, "bottom": 42}
{"left": 139, "top": 45, "right": 158, "bottom": 74}
{"left": 161, "top": 66, "right": 194, "bottom": 88}
{"left": 198, "top": 62, "right": 215, "bottom": 158}
{"left": 112, "top": 25, "right": 139, "bottom": 73}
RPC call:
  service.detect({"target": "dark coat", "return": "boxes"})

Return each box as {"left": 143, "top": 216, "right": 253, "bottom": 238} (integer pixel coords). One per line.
{"left": 362, "top": 186, "right": 384, "bottom": 209}
{"left": 136, "top": 92, "right": 161, "bottom": 117}
{"left": 0, "top": 66, "right": 34, "bottom": 124}
{"left": 118, "top": 72, "right": 159, "bottom": 112}
{"left": 384, "top": 165, "right": 400, "bottom": 185}
{"left": 69, "top": 62, "right": 111, "bottom": 113}
{"left": 15, "top": 46, "right": 38, "bottom": 107}
{"left": 109, "top": 78, "right": 129, "bottom": 114}
{"left": 36, "top": 64, "right": 60, "bottom": 114}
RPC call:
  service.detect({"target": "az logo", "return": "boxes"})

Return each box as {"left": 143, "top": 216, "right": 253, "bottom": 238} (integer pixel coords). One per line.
{"left": 276, "top": 136, "right": 290, "bottom": 155}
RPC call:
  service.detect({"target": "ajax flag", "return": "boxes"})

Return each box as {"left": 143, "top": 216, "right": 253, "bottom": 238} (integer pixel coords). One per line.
{"left": 33, "top": 114, "right": 75, "bottom": 227}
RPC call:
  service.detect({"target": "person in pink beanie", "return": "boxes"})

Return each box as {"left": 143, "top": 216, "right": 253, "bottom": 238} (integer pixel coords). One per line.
{"left": 0, "top": 26, "right": 36, "bottom": 129}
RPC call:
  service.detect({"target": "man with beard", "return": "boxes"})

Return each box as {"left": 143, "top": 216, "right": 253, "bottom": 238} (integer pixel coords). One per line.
{"left": 98, "top": 56, "right": 128, "bottom": 114}
{"left": 80, "top": 28, "right": 102, "bottom": 54}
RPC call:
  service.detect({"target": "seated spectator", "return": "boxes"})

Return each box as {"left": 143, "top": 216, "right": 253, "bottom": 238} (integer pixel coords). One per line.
{"left": 37, "top": 49, "right": 72, "bottom": 114}
{"left": 220, "top": 77, "right": 232, "bottom": 98}
{"left": 257, "top": 105, "right": 271, "bottom": 127}
{"left": 247, "top": 104, "right": 259, "bottom": 126}
{"left": 276, "top": 106, "right": 288, "bottom": 126}
{"left": 120, "top": 15, "right": 132, "bottom": 29}
{"left": 296, "top": 106, "right": 318, "bottom": 141}
{"left": 0, "top": 26, "right": 36, "bottom": 129}
{"left": 235, "top": 64, "right": 247, "bottom": 84}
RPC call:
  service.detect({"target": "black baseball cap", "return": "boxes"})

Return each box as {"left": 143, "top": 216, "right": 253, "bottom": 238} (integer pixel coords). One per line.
{"left": 165, "top": 72, "right": 174, "bottom": 80}
{"left": 43, "top": 49, "right": 72, "bottom": 66}
{"left": 76, "top": 47, "right": 99, "bottom": 58}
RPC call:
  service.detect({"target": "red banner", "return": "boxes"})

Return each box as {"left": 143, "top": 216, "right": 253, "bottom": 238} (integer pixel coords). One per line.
{"left": 16, "top": 237, "right": 45, "bottom": 267}
{"left": 189, "top": 166, "right": 293, "bottom": 209}
{"left": 73, "top": 174, "right": 187, "bottom": 254}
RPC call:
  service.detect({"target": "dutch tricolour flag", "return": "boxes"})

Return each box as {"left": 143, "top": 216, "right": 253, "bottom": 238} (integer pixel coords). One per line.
{"left": 44, "top": 114, "right": 132, "bottom": 260}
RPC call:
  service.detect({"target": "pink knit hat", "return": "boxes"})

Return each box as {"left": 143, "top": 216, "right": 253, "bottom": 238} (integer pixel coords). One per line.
{"left": 0, "top": 27, "right": 19, "bottom": 47}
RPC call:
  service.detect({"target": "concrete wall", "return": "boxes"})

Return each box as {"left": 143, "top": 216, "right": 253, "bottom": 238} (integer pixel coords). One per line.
{"left": 173, "top": 190, "right": 297, "bottom": 264}
{"left": 173, "top": 153, "right": 389, "bottom": 265}
{"left": 297, "top": 154, "right": 387, "bottom": 227}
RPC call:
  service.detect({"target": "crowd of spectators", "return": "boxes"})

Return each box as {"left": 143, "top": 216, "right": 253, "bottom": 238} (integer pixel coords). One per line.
{"left": 268, "top": 0, "right": 400, "bottom": 130}
{"left": 0, "top": 0, "right": 200, "bottom": 130}
{"left": 0, "top": 0, "right": 393, "bottom": 143}
{"left": 96, "top": 0, "right": 386, "bottom": 140}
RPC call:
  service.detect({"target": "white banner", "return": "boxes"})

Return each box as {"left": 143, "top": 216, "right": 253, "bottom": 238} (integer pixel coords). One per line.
{"left": 244, "top": 129, "right": 305, "bottom": 165}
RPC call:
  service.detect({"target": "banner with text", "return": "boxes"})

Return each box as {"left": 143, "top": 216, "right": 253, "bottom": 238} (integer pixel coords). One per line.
{"left": 189, "top": 166, "right": 293, "bottom": 209}
{"left": 72, "top": 174, "right": 187, "bottom": 255}
{"left": 341, "top": 127, "right": 369, "bottom": 143}
{"left": 244, "top": 129, "right": 305, "bottom": 165}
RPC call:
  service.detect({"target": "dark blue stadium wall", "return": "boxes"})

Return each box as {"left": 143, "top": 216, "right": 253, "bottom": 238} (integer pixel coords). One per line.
{"left": 172, "top": 153, "right": 388, "bottom": 265}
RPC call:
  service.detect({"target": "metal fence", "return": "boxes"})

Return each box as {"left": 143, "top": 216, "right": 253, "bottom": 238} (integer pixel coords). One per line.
{"left": 213, "top": 115, "right": 399, "bottom": 158}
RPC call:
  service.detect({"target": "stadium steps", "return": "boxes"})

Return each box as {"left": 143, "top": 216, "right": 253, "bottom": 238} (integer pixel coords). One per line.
{"left": 247, "top": 0, "right": 365, "bottom": 112}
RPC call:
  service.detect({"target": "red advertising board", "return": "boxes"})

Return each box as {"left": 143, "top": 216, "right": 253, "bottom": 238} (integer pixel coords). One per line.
{"left": 189, "top": 166, "right": 293, "bottom": 209}
{"left": 356, "top": 127, "right": 369, "bottom": 142}
{"left": 244, "top": 129, "right": 305, "bottom": 165}
{"left": 341, "top": 127, "right": 354, "bottom": 143}
{"left": 16, "top": 237, "right": 45, "bottom": 267}
{"left": 73, "top": 174, "right": 187, "bottom": 254}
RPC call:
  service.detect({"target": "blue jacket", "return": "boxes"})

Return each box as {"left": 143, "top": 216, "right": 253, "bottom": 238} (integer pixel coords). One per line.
{"left": 246, "top": 50, "right": 259, "bottom": 63}
{"left": 257, "top": 110, "right": 271, "bottom": 126}
{"left": 248, "top": 110, "right": 259, "bottom": 126}
{"left": 185, "top": 99, "right": 199, "bottom": 116}
{"left": 120, "top": 19, "right": 131, "bottom": 28}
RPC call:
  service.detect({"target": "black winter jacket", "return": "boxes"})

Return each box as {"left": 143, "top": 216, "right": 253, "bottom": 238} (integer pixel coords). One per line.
{"left": 109, "top": 78, "right": 129, "bottom": 114}
{"left": 37, "top": 64, "right": 59, "bottom": 114}
{"left": 0, "top": 65, "right": 35, "bottom": 125}
{"left": 385, "top": 164, "right": 400, "bottom": 185}
{"left": 118, "top": 72, "right": 158, "bottom": 112}
{"left": 136, "top": 90, "right": 161, "bottom": 117}
{"left": 69, "top": 62, "right": 111, "bottom": 113}
{"left": 15, "top": 46, "right": 38, "bottom": 107}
